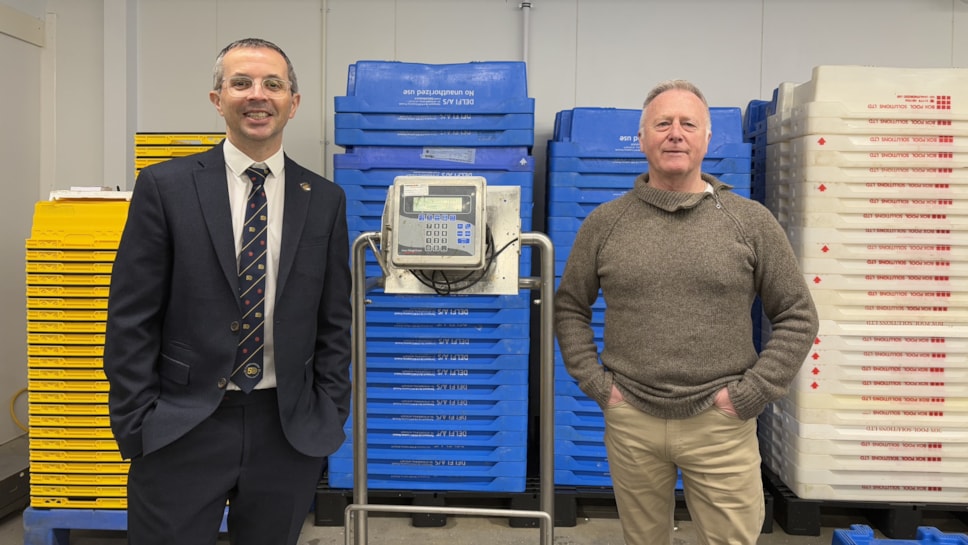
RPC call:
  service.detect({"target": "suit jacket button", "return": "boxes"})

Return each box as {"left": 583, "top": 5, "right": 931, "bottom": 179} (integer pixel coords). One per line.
{"left": 230, "top": 321, "right": 240, "bottom": 332}
{"left": 217, "top": 378, "right": 228, "bottom": 389}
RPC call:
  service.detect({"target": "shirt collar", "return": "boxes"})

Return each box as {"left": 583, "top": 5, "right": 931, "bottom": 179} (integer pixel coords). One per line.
{"left": 223, "top": 139, "right": 285, "bottom": 179}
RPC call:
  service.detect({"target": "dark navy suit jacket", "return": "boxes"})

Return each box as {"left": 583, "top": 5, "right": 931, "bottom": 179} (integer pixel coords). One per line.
{"left": 103, "top": 143, "right": 352, "bottom": 460}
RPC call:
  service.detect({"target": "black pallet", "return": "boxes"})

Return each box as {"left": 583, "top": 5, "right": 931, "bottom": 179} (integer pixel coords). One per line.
{"left": 316, "top": 481, "right": 774, "bottom": 533}
{"left": 763, "top": 465, "right": 968, "bottom": 539}
{"left": 315, "top": 481, "right": 552, "bottom": 528}
{"left": 554, "top": 486, "right": 773, "bottom": 533}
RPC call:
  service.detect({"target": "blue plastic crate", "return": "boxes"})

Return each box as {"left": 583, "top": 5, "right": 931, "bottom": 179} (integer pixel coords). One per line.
{"left": 365, "top": 305, "right": 530, "bottom": 324}
{"left": 337, "top": 171, "right": 535, "bottom": 202}
{"left": 554, "top": 409, "right": 605, "bottom": 428}
{"left": 335, "top": 146, "right": 534, "bottom": 171}
{"left": 328, "top": 471, "right": 526, "bottom": 492}
{"left": 555, "top": 454, "right": 610, "bottom": 472}
{"left": 552, "top": 107, "right": 746, "bottom": 157}
{"left": 335, "top": 128, "right": 534, "bottom": 148}
{"left": 366, "top": 290, "right": 531, "bottom": 309}
{"left": 364, "top": 323, "right": 529, "bottom": 340}
{"left": 329, "top": 456, "right": 526, "bottom": 477}
{"left": 555, "top": 424, "right": 605, "bottom": 443}
{"left": 363, "top": 381, "right": 528, "bottom": 401}
{"left": 331, "top": 441, "right": 527, "bottom": 461}
{"left": 832, "top": 525, "right": 968, "bottom": 545}
{"left": 335, "top": 112, "right": 534, "bottom": 131}
{"left": 365, "top": 336, "right": 531, "bottom": 355}
{"left": 344, "top": 412, "right": 528, "bottom": 431}
{"left": 340, "top": 427, "right": 526, "bottom": 447}
{"left": 363, "top": 396, "right": 528, "bottom": 416}
{"left": 554, "top": 469, "right": 613, "bottom": 487}
{"left": 554, "top": 438, "right": 607, "bottom": 457}
{"left": 546, "top": 201, "right": 601, "bottom": 219}
{"left": 364, "top": 352, "right": 529, "bottom": 369}
{"left": 362, "top": 366, "right": 528, "bottom": 386}
{"left": 338, "top": 61, "right": 533, "bottom": 114}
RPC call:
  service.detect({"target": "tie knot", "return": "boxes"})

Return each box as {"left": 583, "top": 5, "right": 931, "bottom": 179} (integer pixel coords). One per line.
{"left": 246, "top": 165, "right": 269, "bottom": 181}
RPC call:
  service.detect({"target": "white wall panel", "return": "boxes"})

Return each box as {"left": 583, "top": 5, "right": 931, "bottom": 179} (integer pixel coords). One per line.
{"left": 761, "top": 0, "right": 954, "bottom": 98}
{"left": 137, "top": 0, "right": 218, "bottom": 134}
{"left": 0, "top": 32, "right": 39, "bottom": 444}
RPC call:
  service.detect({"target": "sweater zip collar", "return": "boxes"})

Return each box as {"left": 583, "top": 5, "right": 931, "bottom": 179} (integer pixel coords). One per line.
{"left": 632, "top": 173, "right": 728, "bottom": 212}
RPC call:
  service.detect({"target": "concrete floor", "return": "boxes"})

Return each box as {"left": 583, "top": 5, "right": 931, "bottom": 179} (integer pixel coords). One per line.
{"left": 3, "top": 504, "right": 967, "bottom": 545}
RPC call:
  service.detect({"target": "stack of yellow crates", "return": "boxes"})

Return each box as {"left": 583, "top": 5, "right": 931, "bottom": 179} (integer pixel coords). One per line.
{"left": 134, "top": 133, "right": 223, "bottom": 177}
{"left": 26, "top": 198, "right": 130, "bottom": 509}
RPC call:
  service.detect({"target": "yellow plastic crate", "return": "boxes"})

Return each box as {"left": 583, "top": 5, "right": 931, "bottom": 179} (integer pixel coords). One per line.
{"left": 134, "top": 145, "right": 214, "bottom": 158}
{"left": 30, "top": 438, "right": 120, "bottom": 451}
{"left": 30, "top": 461, "right": 129, "bottom": 474}
{"left": 29, "top": 415, "right": 111, "bottom": 428}
{"left": 28, "top": 357, "right": 104, "bottom": 369}
{"left": 28, "top": 392, "right": 109, "bottom": 405}
{"left": 29, "top": 449, "right": 123, "bottom": 462}
{"left": 29, "top": 473, "right": 127, "bottom": 486}
{"left": 25, "top": 235, "right": 122, "bottom": 250}
{"left": 26, "top": 274, "right": 113, "bottom": 286}
{"left": 27, "top": 345, "right": 104, "bottom": 357}
{"left": 30, "top": 485, "right": 126, "bottom": 498}
{"left": 26, "top": 298, "right": 110, "bottom": 310}
{"left": 134, "top": 132, "right": 224, "bottom": 145}
{"left": 26, "top": 261, "right": 115, "bottom": 274}
{"left": 26, "top": 309, "right": 107, "bottom": 321}
{"left": 30, "top": 201, "right": 129, "bottom": 232}
{"left": 26, "top": 286, "right": 110, "bottom": 298}
{"left": 27, "top": 321, "right": 106, "bottom": 334}
{"left": 28, "top": 379, "right": 109, "bottom": 392}
{"left": 28, "top": 368, "right": 107, "bottom": 381}
{"left": 29, "top": 426, "right": 115, "bottom": 439}
{"left": 29, "top": 403, "right": 109, "bottom": 415}
{"left": 25, "top": 249, "right": 117, "bottom": 262}
{"left": 27, "top": 332, "right": 106, "bottom": 345}
{"left": 31, "top": 496, "right": 127, "bottom": 509}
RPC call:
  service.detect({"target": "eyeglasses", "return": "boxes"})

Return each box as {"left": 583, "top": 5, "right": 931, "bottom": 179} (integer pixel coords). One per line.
{"left": 221, "top": 76, "right": 292, "bottom": 97}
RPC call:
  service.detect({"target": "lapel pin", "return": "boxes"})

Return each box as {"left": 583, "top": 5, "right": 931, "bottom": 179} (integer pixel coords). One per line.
{"left": 300, "top": 182, "right": 311, "bottom": 192}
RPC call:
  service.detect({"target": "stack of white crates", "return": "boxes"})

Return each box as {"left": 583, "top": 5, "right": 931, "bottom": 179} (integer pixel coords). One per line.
{"left": 760, "top": 65, "right": 968, "bottom": 503}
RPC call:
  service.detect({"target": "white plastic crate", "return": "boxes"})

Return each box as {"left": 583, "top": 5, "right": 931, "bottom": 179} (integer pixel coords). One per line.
{"left": 790, "top": 369, "right": 968, "bottom": 397}
{"left": 761, "top": 438, "right": 968, "bottom": 473}
{"left": 757, "top": 422, "right": 968, "bottom": 456}
{"left": 815, "top": 318, "right": 968, "bottom": 338}
{"left": 767, "top": 163, "right": 968, "bottom": 184}
{"left": 777, "top": 210, "right": 968, "bottom": 231}
{"left": 785, "top": 387, "right": 968, "bottom": 411}
{"left": 808, "top": 288, "right": 968, "bottom": 307}
{"left": 788, "top": 225, "right": 966, "bottom": 246}
{"left": 784, "top": 65, "right": 968, "bottom": 117}
{"left": 800, "top": 256, "right": 968, "bottom": 275}
{"left": 768, "top": 111, "right": 968, "bottom": 143}
{"left": 812, "top": 331, "right": 968, "bottom": 352}
{"left": 767, "top": 399, "right": 968, "bottom": 436}
{"left": 767, "top": 140, "right": 968, "bottom": 170}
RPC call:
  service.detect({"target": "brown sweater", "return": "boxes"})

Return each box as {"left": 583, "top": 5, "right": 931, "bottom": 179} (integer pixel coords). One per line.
{"left": 554, "top": 173, "right": 819, "bottom": 421}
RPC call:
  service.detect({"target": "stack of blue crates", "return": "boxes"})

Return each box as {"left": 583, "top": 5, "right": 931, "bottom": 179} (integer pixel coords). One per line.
{"left": 743, "top": 98, "right": 776, "bottom": 352}
{"left": 547, "top": 107, "right": 752, "bottom": 487}
{"left": 328, "top": 61, "right": 536, "bottom": 492}
{"left": 743, "top": 98, "right": 772, "bottom": 205}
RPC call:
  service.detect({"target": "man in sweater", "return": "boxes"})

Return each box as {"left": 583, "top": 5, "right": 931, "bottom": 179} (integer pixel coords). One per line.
{"left": 554, "top": 80, "right": 819, "bottom": 545}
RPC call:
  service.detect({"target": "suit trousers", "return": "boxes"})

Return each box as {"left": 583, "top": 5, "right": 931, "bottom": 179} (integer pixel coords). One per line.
{"left": 126, "top": 388, "right": 326, "bottom": 545}
{"left": 602, "top": 401, "right": 764, "bottom": 545}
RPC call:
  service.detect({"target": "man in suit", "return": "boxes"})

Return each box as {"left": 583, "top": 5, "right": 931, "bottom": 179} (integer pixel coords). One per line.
{"left": 103, "top": 38, "right": 352, "bottom": 545}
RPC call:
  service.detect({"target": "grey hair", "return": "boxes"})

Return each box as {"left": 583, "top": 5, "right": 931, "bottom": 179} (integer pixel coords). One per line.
{"left": 212, "top": 38, "right": 299, "bottom": 94}
{"left": 640, "top": 79, "right": 711, "bottom": 130}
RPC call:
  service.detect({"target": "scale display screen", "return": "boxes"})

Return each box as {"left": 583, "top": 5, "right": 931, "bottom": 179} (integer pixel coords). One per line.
{"left": 386, "top": 176, "right": 486, "bottom": 270}
{"left": 408, "top": 195, "right": 469, "bottom": 214}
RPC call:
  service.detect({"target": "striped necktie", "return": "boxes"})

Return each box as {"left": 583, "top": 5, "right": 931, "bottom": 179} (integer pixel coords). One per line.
{"left": 232, "top": 165, "right": 269, "bottom": 392}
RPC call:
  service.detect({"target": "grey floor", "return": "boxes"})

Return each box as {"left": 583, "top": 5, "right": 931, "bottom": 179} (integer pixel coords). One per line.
{"left": 3, "top": 503, "right": 967, "bottom": 545}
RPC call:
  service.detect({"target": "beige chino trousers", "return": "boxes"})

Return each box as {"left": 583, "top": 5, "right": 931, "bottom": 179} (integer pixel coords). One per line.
{"left": 603, "top": 401, "right": 765, "bottom": 545}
